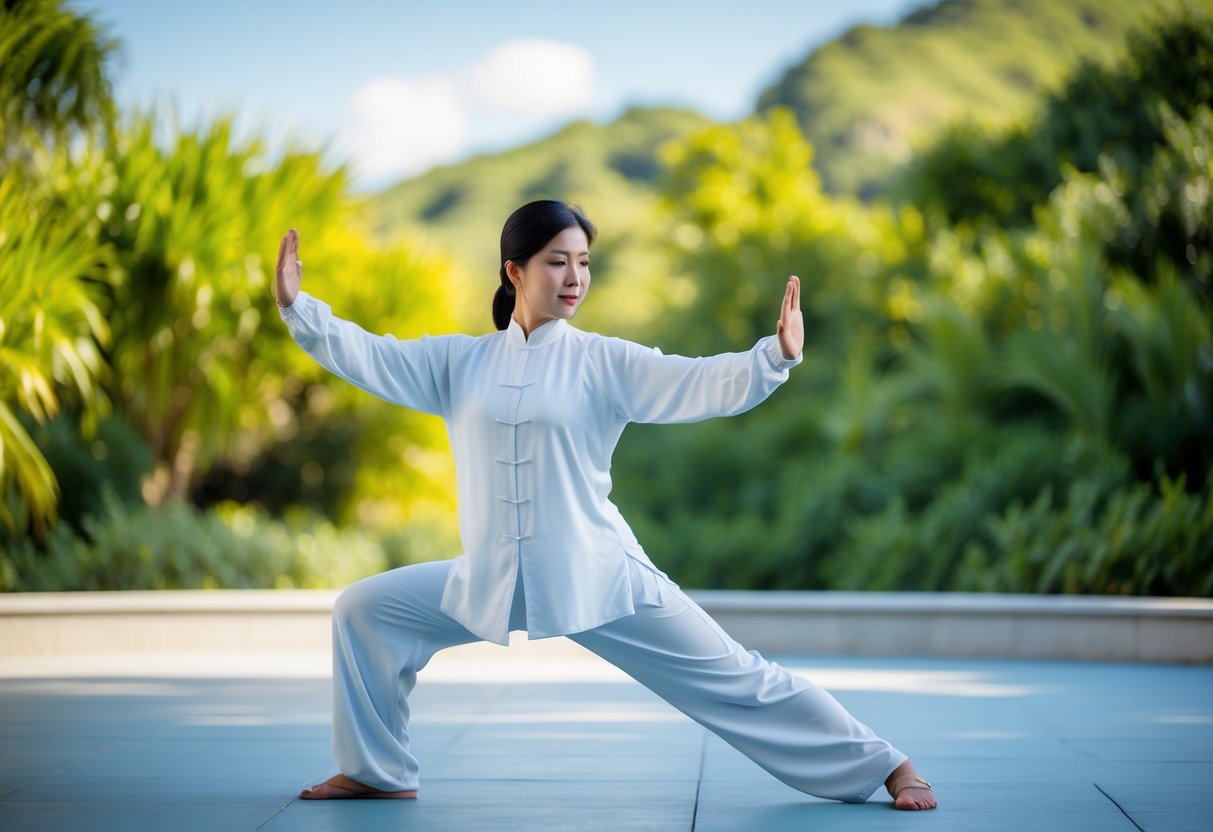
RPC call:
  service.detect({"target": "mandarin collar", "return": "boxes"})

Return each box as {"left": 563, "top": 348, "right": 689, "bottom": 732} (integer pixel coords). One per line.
{"left": 505, "top": 316, "right": 569, "bottom": 349}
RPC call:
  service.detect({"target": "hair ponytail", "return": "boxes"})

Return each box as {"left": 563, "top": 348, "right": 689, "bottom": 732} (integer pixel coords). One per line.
{"left": 492, "top": 273, "right": 516, "bottom": 331}
{"left": 492, "top": 200, "right": 596, "bottom": 330}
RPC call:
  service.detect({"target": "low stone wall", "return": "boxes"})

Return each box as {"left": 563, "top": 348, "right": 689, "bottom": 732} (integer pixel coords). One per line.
{"left": 0, "top": 590, "right": 339, "bottom": 659}
{"left": 1, "top": 590, "right": 1210, "bottom": 663}
{"left": 693, "top": 591, "right": 1213, "bottom": 663}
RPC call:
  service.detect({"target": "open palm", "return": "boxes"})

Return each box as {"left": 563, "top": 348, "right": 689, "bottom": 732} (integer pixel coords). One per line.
{"left": 776, "top": 275, "right": 803, "bottom": 360}
{"left": 275, "top": 227, "right": 302, "bottom": 307}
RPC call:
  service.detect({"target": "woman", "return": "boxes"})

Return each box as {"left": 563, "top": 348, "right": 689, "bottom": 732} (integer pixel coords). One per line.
{"left": 275, "top": 200, "right": 936, "bottom": 811}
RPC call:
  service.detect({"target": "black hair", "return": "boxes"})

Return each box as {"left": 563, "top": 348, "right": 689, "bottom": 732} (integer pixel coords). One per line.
{"left": 493, "top": 200, "right": 597, "bottom": 330}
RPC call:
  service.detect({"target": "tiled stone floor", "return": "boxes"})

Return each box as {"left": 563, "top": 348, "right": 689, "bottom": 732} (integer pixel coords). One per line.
{"left": 0, "top": 643, "right": 1209, "bottom": 831}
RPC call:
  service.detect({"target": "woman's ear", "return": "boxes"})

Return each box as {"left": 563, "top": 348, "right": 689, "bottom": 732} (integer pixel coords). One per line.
{"left": 505, "top": 261, "right": 522, "bottom": 287}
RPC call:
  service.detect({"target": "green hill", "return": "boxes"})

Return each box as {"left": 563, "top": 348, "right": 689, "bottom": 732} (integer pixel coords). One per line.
{"left": 757, "top": 0, "right": 1204, "bottom": 197}
{"left": 368, "top": 0, "right": 1200, "bottom": 330}
{"left": 369, "top": 106, "right": 708, "bottom": 335}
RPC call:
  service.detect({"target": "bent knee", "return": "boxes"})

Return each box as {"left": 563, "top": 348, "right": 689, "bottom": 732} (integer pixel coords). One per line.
{"left": 332, "top": 573, "right": 392, "bottom": 629}
{"left": 331, "top": 561, "right": 454, "bottom": 635}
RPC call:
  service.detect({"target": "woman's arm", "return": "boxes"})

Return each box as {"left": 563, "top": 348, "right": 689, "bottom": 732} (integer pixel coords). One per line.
{"left": 274, "top": 229, "right": 451, "bottom": 417}
{"left": 595, "top": 276, "right": 804, "bottom": 424}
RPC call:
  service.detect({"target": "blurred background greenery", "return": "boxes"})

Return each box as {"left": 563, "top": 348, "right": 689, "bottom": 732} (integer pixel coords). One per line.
{"left": 1, "top": 0, "right": 1210, "bottom": 596}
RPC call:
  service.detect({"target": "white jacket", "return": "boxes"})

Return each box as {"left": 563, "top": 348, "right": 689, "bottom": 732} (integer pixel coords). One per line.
{"left": 281, "top": 291, "right": 800, "bottom": 644}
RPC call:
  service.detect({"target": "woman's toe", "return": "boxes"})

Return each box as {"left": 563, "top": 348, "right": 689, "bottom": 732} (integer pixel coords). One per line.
{"left": 894, "top": 787, "right": 937, "bottom": 810}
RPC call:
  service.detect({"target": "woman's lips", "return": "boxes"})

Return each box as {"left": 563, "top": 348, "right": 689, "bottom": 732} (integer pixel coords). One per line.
{"left": 559, "top": 295, "right": 579, "bottom": 306}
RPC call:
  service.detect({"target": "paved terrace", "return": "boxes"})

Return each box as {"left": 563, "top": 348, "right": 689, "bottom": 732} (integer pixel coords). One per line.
{"left": 1, "top": 592, "right": 1210, "bottom": 831}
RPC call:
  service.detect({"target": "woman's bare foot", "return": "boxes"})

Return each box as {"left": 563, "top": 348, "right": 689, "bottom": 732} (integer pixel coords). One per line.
{"left": 885, "top": 760, "right": 937, "bottom": 810}
{"left": 299, "top": 773, "right": 418, "bottom": 800}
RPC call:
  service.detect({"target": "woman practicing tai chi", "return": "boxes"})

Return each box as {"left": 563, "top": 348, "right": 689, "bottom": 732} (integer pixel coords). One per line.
{"left": 275, "top": 200, "right": 936, "bottom": 810}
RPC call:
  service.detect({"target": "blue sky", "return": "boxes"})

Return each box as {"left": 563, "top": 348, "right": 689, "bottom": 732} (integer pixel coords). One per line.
{"left": 77, "top": 0, "right": 929, "bottom": 190}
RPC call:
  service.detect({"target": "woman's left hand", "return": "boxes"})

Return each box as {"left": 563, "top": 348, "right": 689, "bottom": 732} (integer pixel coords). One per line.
{"left": 776, "top": 275, "right": 803, "bottom": 360}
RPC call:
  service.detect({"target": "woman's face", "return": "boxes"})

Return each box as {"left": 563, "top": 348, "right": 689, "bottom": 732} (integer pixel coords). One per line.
{"left": 507, "top": 225, "right": 591, "bottom": 334}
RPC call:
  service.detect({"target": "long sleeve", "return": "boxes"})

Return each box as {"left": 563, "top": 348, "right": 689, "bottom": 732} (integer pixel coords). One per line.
{"left": 591, "top": 334, "right": 801, "bottom": 425}
{"left": 279, "top": 291, "right": 453, "bottom": 417}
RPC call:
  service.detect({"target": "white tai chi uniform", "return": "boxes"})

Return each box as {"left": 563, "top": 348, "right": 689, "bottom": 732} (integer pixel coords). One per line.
{"left": 281, "top": 291, "right": 907, "bottom": 801}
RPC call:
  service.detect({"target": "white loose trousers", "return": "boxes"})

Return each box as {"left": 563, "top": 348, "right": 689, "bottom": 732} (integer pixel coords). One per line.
{"left": 330, "top": 557, "right": 907, "bottom": 803}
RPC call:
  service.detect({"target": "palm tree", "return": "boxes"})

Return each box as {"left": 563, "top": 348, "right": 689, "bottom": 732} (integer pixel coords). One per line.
{"left": 0, "top": 177, "right": 110, "bottom": 532}
{"left": 0, "top": 0, "right": 118, "bottom": 157}
{"left": 100, "top": 112, "right": 354, "bottom": 503}
{"left": 0, "top": 0, "right": 116, "bottom": 532}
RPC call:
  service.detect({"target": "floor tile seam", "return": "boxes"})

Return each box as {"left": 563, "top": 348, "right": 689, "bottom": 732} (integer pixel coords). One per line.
{"left": 1093, "top": 783, "right": 1146, "bottom": 832}
{"left": 690, "top": 730, "right": 707, "bottom": 831}
{"left": 410, "top": 777, "right": 700, "bottom": 784}
{"left": 17, "top": 738, "right": 135, "bottom": 789}
{"left": 252, "top": 797, "right": 297, "bottom": 831}
{"left": 1055, "top": 736, "right": 1103, "bottom": 761}
{"left": 1020, "top": 699, "right": 1079, "bottom": 742}
{"left": 0, "top": 797, "right": 299, "bottom": 806}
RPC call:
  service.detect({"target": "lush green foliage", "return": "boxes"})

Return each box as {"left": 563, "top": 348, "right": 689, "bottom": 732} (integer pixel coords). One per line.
{"left": 0, "top": 494, "right": 450, "bottom": 592}
{"left": 758, "top": 0, "right": 1205, "bottom": 197}
{"left": 898, "top": 5, "right": 1213, "bottom": 248}
{"left": 2, "top": 0, "right": 1209, "bottom": 597}
{"left": 0, "top": 0, "right": 119, "bottom": 534}
{"left": 958, "top": 474, "right": 1213, "bottom": 596}
{"left": 611, "top": 7, "right": 1212, "bottom": 598}
{"left": 97, "top": 114, "right": 349, "bottom": 501}
{"left": 1, "top": 1, "right": 460, "bottom": 559}
{"left": 0, "top": 176, "right": 110, "bottom": 533}
{"left": 0, "top": 0, "right": 118, "bottom": 154}
{"left": 22, "top": 412, "right": 152, "bottom": 533}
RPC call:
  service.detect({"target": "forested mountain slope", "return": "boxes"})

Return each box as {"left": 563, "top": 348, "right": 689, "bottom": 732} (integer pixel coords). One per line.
{"left": 370, "top": 0, "right": 1200, "bottom": 300}
{"left": 369, "top": 106, "right": 708, "bottom": 333}
{"left": 758, "top": 0, "right": 1204, "bottom": 197}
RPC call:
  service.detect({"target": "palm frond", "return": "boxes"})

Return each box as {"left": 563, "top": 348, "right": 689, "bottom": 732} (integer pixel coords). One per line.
{"left": 906, "top": 298, "right": 996, "bottom": 414}
{"left": 1000, "top": 328, "right": 1117, "bottom": 436}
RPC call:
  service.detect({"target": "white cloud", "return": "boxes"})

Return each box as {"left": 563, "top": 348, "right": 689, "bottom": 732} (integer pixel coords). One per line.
{"left": 464, "top": 39, "right": 594, "bottom": 117}
{"left": 345, "top": 75, "right": 467, "bottom": 184}
{"left": 343, "top": 39, "right": 594, "bottom": 187}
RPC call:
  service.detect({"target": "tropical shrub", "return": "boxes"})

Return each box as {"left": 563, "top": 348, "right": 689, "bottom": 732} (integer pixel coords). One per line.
{"left": 0, "top": 495, "right": 453, "bottom": 592}
{"left": 958, "top": 475, "right": 1213, "bottom": 596}
{"left": 0, "top": 178, "right": 111, "bottom": 533}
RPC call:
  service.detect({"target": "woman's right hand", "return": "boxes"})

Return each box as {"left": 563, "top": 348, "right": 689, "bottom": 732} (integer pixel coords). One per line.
{"left": 274, "top": 227, "right": 302, "bottom": 308}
